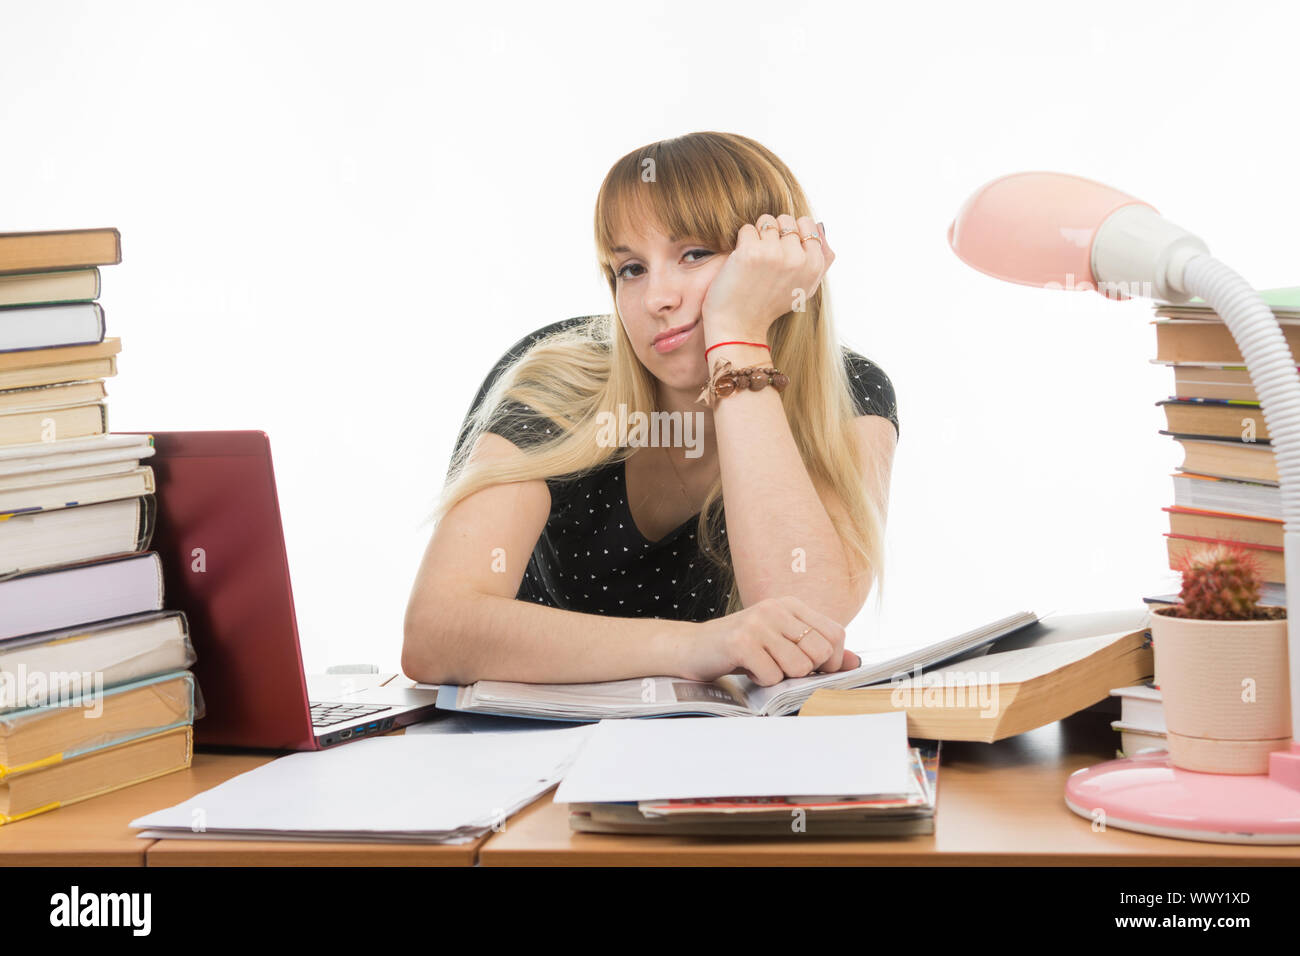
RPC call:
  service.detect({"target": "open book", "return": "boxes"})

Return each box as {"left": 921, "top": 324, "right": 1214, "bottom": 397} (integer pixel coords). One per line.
{"left": 799, "top": 628, "right": 1153, "bottom": 741}
{"left": 424, "top": 610, "right": 1040, "bottom": 720}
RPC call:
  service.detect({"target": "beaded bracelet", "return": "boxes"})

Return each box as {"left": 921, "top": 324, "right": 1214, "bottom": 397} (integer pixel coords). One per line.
{"left": 695, "top": 359, "right": 790, "bottom": 409}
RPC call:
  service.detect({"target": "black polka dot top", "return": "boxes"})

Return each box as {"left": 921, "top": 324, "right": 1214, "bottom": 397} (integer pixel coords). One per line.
{"left": 451, "top": 316, "right": 899, "bottom": 623}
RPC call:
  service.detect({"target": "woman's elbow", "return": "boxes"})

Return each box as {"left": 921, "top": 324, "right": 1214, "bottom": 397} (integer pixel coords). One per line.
{"left": 402, "top": 603, "right": 455, "bottom": 685}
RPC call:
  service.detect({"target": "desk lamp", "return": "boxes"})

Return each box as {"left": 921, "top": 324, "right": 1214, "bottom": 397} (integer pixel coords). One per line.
{"left": 949, "top": 171, "right": 1300, "bottom": 842}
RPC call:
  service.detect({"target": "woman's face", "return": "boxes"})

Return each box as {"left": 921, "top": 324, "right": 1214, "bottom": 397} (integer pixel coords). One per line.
{"left": 610, "top": 219, "right": 728, "bottom": 393}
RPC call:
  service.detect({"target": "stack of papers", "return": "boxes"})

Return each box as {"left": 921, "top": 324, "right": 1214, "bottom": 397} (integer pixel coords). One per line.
{"left": 554, "top": 712, "right": 938, "bottom": 837}
{"left": 130, "top": 726, "right": 593, "bottom": 843}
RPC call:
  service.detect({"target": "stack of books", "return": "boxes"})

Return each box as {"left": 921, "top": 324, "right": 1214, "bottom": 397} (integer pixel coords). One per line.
{"left": 1146, "top": 287, "right": 1300, "bottom": 605}
{"left": 0, "top": 229, "right": 196, "bottom": 826}
{"left": 554, "top": 713, "right": 939, "bottom": 838}
{"left": 1108, "top": 683, "right": 1166, "bottom": 758}
{"left": 0, "top": 229, "right": 124, "bottom": 444}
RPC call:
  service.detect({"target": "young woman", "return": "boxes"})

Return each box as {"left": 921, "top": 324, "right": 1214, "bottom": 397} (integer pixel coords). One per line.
{"left": 403, "top": 131, "right": 898, "bottom": 688}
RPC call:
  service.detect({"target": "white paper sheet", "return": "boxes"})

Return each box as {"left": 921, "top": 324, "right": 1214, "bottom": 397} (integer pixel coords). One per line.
{"left": 554, "top": 712, "right": 911, "bottom": 804}
{"left": 130, "top": 725, "right": 594, "bottom": 838}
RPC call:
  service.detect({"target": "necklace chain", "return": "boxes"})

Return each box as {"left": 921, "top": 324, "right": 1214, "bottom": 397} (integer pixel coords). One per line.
{"left": 662, "top": 444, "right": 692, "bottom": 502}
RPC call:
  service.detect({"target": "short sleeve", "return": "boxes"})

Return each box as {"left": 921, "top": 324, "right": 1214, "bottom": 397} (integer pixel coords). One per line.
{"left": 484, "top": 399, "right": 562, "bottom": 451}
{"left": 843, "top": 349, "right": 899, "bottom": 439}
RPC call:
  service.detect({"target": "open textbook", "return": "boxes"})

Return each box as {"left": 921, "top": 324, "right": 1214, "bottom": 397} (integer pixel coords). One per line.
{"left": 425, "top": 609, "right": 1041, "bottom": 720}
{"left": 799, "top": 628, "right": 1154, "bottom": 740}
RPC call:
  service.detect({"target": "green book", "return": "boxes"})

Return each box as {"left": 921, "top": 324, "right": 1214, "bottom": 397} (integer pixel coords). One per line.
{"left": 1177, "top": 286, "right": 1300, "bottom": 313}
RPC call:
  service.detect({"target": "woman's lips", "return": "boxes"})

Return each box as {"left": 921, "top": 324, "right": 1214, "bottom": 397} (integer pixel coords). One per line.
{"left": 652, "top": 318, "right": 700, "bottom": 354}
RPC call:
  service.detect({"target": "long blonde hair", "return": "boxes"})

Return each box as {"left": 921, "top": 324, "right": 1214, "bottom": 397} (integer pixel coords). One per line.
{"left": 429, "top": 131, "right": 889, "bottom": 613}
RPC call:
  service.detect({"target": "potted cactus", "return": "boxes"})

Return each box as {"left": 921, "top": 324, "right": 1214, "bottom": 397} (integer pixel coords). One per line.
{"left": 1152, "top": 541, "right": 1291, "bottom": 774}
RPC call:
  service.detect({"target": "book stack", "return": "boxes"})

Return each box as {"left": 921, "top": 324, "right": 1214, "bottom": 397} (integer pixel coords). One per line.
{"left": 1108, "top": 683, "right": 1166, "bottom": 758}
{"left": 0, "top": 229, "right": 196, "bottom": 826}
{"left": 554, "top": 713, "right": 939, "bottom": 838}
{"left": 1146, "top": 287, "right": 1300, "bottom": 605}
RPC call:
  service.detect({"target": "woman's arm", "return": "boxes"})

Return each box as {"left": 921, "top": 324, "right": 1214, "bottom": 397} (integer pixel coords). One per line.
{"left": 708, "top": 344, "right": 895, "bottom": 626}
{"left": 699, "top": 213, "right": 895, "bottom": 627}
{"left": 402, "top": 432, "right": 694, "bottom": 685}
{"left": 402, "top": 431, "right": 860, "bottom": 685}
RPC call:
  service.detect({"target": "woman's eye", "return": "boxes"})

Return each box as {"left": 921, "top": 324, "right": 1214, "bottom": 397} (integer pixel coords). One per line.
{"left": 615, "top": 249, "right": 711, "bottom": 280}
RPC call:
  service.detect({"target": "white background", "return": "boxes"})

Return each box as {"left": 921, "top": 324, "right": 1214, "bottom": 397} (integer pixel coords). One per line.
{"left": 3, "top": 0, "right": 1296, "bottom": 671}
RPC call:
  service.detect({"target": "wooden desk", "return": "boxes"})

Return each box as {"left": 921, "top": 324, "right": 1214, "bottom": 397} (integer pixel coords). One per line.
{"left": 479, "top": 711, "right": 1300, "bottom": 866}
{"left": 3, "top": 727, "right": 483, "bottom": 867}
{"left": 11, "top": 710, "right": 1300, "bottom": 867}
{"left": 0, "top": 752, "right": 275, "bottom": 867}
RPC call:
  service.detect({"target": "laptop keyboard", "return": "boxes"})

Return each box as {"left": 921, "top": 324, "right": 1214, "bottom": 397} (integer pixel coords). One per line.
{"left": 309, "top": 701, "right": 394, "bottom": 728}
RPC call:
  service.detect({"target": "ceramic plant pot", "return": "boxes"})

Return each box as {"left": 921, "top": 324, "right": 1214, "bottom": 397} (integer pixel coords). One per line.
{"left": 1151, "top": 605, "right": 1291, "bottom": 774}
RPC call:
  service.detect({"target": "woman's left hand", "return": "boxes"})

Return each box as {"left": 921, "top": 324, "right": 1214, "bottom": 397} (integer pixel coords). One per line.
{"left": 701, "top": 214, "right": 834, "bottom": 343}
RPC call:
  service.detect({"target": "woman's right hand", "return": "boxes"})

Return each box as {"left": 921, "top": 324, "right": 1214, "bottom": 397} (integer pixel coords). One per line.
{"left": 676, "top": 596, "right": 861, "bottom": 686}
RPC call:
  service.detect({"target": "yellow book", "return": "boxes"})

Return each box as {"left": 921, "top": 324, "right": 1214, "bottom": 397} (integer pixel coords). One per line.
{"left": 0, "top": 357, "right": 116, "bottom": 392}
{"left": 799, "top": 630, "right": 1153, "bottom": 742}
{"left": 0, "top": 338, "right": 120, "bottom": 372}
{"left": 0, "top": 671, "right": 195, "bottom": 777}
{"left": 0, "top": 229, "right": 121, "bottom": 276}
{"left": 0, "top": 380, "right": 106, "bottom": 415}
{"left": 0, "top": 725, "right": 191, "bottom": 825}
{"left": 0, "top": 403, "right": 105, "bottom": 447}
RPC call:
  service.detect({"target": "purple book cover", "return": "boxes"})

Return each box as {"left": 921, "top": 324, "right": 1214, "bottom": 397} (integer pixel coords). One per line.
{"left": 0, "top": 551, "right": 163, "bottom": 641}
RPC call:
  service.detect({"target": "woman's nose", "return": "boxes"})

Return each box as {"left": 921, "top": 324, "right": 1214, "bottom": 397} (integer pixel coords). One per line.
{"left": 644, "top": 271, "right": 683, "bottom": 311}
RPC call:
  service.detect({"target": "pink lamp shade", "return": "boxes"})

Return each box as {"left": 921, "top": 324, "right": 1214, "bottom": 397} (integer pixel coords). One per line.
{"left": 947, "top": 171, "right": 1154, "bottom": 295}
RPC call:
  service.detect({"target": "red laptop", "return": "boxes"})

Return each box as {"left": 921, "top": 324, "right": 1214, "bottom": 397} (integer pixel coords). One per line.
{"left": 120, "top": 430, "right": 440, "bottom": 751}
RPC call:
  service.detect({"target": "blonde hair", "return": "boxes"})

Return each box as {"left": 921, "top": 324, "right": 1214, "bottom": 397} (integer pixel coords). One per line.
{"left": 428, "top": 131, "right": 890, "bottom": 614}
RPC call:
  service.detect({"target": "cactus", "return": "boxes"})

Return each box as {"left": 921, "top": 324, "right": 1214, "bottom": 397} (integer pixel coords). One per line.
{"left": 1167, "top": 541, "right": 1274, "bottom": 621}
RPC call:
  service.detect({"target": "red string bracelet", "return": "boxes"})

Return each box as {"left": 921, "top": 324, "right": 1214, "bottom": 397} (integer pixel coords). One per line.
{"left": 705, "top": 340, "right": 770, "bottom": 360}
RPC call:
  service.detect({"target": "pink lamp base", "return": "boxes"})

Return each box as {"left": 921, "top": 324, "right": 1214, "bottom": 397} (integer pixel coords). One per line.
{"left": 1064, "top": 744, "right": 1300, "bottom": 844}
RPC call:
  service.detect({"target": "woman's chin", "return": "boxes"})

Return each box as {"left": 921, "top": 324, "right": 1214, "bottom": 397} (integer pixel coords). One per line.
{"left": 650, "top": 361, "right": 707, "bottom": 393}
